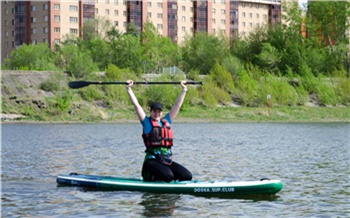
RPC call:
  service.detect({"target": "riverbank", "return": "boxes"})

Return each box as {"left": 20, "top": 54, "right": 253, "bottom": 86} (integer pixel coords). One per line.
{"left": 2, "top": 106, "right": 349, "bottom": 123}
{"left": 1, "top": 70, "right": 349, "bottom": 123}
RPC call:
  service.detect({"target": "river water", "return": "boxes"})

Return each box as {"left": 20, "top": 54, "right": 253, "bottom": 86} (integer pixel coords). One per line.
{"left": 1, "top": 123, "right": 349, "bottom": 217}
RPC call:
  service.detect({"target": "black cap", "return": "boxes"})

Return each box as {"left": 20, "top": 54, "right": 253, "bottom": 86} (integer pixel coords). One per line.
{"left": 150, "top": 102, "right": 163, "bottom": 111}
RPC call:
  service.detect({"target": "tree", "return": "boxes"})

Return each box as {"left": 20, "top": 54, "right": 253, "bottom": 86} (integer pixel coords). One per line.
{"left": 112, "top": 34, "right": 143, "bottom": 74}
{"left": 5, "top": 43, "right": 56, "bottom": 70}
{"left": 181, "top": 32, "right": 230, "bottom": 74}
{"left": 141, "top": 21, "right": 180, "bottom": 73}
{"left": 54, "top": 44, "right": 98, "bottom": 78}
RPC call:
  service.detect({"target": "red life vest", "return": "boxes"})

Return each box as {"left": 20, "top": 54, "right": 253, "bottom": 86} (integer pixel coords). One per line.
{"left": 142, "top": 118, "right": 173, "bottom": 148}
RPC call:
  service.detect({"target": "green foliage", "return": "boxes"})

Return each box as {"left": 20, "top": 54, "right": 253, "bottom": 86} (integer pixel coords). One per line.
{"left": 221, "top": 55, "right": 245, "bottom": 80}
{"left": 335, "top": 76, "right": 350, "bottom": 105}
{"left": 256, "top": 43, "right": 281, "bottom": 74}
{"left": 79, "top": 86, "right": 105, "bottom": 102}
{"left": 40, "top": 72, "right": 64, "bottom": 92}
{"left": 112, "top": 34, "right": 143, "bottom": 74}
{"left": 55, "top": 90, "right": 73, "bottom": 111}
{"left": 208, "top": 62, "right": 235, "bottom": 93}
{"left": 5, "top": 43, "right": 56, "bottom": 70}
{"left": 315, "top": 81, "right": 337, "bottom": 106}
{"left": 257, "top": 74, "right": 298, "bottom": 106}
{"left": 199, "top": 77, "right": 231, "bottom": 108}
{"left": 233, "top": 71, "right": 258, "bottom": 106}
{"left": 55, "top": 44, "right": 98, "bottom": 78}
{"left": 141, "top": 21, "right": 180, "bottom": 73}
{"left": 181, "top": 32, "right": 230, "bottom": 74}
{"left": 105, "top": 64, "right": 124, "bottom": 80}
{"left": 186, "top": 69, "right": 200, "bottom": 80}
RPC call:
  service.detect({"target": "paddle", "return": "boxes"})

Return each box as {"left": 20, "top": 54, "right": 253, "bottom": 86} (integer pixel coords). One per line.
{"left": 68, "top": 81, "right": 203, "bottom": 89}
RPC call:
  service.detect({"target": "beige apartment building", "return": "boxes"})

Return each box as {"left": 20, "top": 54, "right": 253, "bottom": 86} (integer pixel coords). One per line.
{"left": 1, "top": 0, "right": 281, "bottom": 62}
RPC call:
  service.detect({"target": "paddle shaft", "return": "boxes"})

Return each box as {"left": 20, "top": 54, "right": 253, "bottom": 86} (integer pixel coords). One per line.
{"left": 68, "top": 81, "right": 203, "bottom": 89}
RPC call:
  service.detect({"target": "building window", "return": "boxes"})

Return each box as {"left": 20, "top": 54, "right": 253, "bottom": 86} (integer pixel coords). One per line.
{"left": 54, "top": 4, "right": 60, "bottom": 10}
{"left": 54, "top": 15, "right": 60, "bottom": 22}
{"left": 182, "top": 16, "right": 185, "bottom": 22}
{"left": 54, "top": 39, "right": 60, "bottom": 44}
{"left": 32, "top": 40, "right": 37, "bottom": 44}
{"left": 44, "top": 39, "right": 49, "bottom": 43}
{"left": 31, "top": 28, "right": 36, "bottom": 34}
{"left": 157, "top": 24, "right": 162, "bottom": 29}
{"left": 212, "top": 8, "right": 215, "bottom": 14}
{"left": 148, "top": 12, "right": 151, "bottom": 18}
{"left": 114, "top": 0, "right": 118, "bottom": 5}
{"left": 221, "top": 9, "right": 225, "bottom": 14}
{"left": 114, "top": 21, "right": 118, "bottom": 26}
{"left": 157, "top": 13, "right": 162, "bottom": 18}
{"left": 5, "top": 42, "right": 8, "bottom": 48}
{"left": 242, "top": 3, "right": 245, "bottom": 7}
{"left": 157, "top": 3, "right": 162, "bottom": 8}
{"left": 70, "top": 28, "right": 78, "bottom": 34}
{"left": 105, "top": 0, "right": 109, "bottom": 4}
{"left": 43, "top": 4, "right": 48, "bottom": 10}
{"left": 70, "top": 5, "right": 78, "bottom": 11}
{"left": 114, "top": 10, "right": 118, "bottom": 16}
{"left": 212, "top": 19, "right": 215, "bottom": 24}
{"left": 148, "top": 2, "right": 151, "bottom": 7}
{"left": 95, "top": 8, "right": 98, "bottom": 14}
{"left": 263, "top": 14, "right": 267, "bottom": 19}
{"left": 54, "top": 27, "right": 60, "bottom": 33}
{"left": 256, "top": 4, "right": 259, "bottom": 8}
{"left": 123, "top": 22, "right": 127, "bottom": 27}
{"left": 242, "top": 12, "right": 245, "bottom": 17}
{"left": 249, "top": 13, "right": 252, "bottom": 18}
{"left": 249, "top": 22, "right": 252, "bottom": 27}
{"left": 123, "top": 11, "right": 126, "bottom": 16}
{"left": 43, "top": 27, "right": 49, "bottom": 33}
{"left": 221, "top": 19, "right": 225, "bottom": 24}
{"left": 105, "top": 9, "right": 109, "bottom": 15}
{"left": 5, "top": 31, "right": 9, "bottom": 37}
{"left": 44, "top": 16, "right": 48, "bottom": 21}
{"left": 31, "top": 17, "right": 37, "bottom": 23}
{"left": 70, "top": 17, "right": 78, "bottom": 23}
{"left": 182, "top": 26, "right": 185, "bottom": 31}
{"left": 182, "top": 6, "right": 185, "bottom": 11}
{"left": 31, "top": 6, "right": 36, "bottom": 11}
{"left": 242, "top": 22, "right": 245, "bottom": 27}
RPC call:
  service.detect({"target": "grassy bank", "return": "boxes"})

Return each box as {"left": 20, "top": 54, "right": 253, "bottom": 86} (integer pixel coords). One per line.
{"left": 1, "top": 71, "right": 349, "bottom": 123}
{"left": 3, "top": 105, "right": 349, "bottom": 123}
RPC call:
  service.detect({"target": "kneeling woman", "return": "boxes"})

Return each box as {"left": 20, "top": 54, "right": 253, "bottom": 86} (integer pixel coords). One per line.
{"left": 126, "top": 80, "right": 192, "bottom": 182}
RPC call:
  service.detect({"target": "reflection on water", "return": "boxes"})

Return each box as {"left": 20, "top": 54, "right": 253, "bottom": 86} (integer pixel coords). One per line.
{"left": 140, "top": 193, "right": 180, "bottom": 217}
{"left": 2, "top": 123, "right": 349, "bottom": 217}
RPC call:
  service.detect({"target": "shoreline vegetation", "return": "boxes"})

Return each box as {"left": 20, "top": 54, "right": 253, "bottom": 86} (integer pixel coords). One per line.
{"left": 1, "top": 70, "right": 349, "bottom": 124}
{"left": 1, "top": 106, "right": 349, "bottom": 123}
{"left": 1, "top": 2, "right": 349, "bottom": 123}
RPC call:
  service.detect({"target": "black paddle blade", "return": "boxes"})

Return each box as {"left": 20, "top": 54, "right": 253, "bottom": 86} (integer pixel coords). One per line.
{"left": 68, "top": 81, "right": 93, "bottom": 89}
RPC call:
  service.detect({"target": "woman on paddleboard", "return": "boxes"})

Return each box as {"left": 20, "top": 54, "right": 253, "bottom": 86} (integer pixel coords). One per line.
{"left": 126, "top": 80, "right": 192, "bottom": 182}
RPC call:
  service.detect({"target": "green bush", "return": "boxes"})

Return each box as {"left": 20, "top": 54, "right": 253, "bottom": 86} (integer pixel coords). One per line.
{"left": 257, "top": 74, "right": 297, "bottom": 106}
{"left": 315, "top": 78, "right": 337, "bottom": 106}
{"left": 233, "top": 71, "right": 257, "bottom": 106}
{"left": 199, "top": 78, "right": 231, "bottom": 108}
{"left": 209, "top": 62, "right": 235, "bottom": 93}
{"left": 79, "top": 86, "right": 105, "bottom": 102}
{"left": 55, "top": 90, "right": 73, "bottom": 111}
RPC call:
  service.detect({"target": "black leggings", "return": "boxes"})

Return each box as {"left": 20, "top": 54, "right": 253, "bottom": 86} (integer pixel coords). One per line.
{"left": 142, "top": 159, "right": 192, "bottom": 182}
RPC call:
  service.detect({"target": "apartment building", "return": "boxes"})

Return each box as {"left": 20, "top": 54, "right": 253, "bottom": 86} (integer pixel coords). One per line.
{"left": 1, "top": 0, "right": 281, "bottom": 62}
